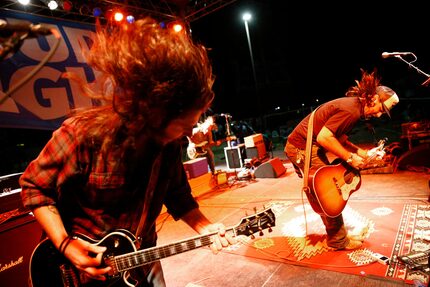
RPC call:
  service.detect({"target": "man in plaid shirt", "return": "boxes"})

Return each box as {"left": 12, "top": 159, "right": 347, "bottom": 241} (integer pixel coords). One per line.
{"left": 20, "top": 17, "right": 235, "bottom": 286}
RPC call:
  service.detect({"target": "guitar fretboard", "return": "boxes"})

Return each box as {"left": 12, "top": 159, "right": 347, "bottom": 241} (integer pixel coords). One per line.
{"left": 111, "top": 230, "right": 230, "bottom": 272}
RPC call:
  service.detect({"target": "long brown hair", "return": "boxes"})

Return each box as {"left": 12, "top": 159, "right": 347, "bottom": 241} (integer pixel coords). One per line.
{"left": 67, "top": 17, "right": 215, "bottom": 154}
{"left": 345, "top": 69, "right": 381, "bottom": 106}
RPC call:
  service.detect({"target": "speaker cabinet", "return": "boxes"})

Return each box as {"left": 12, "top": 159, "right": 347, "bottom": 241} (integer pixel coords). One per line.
{"left": 0, "top": 213, "right": 43, "bottom": 287}
{"left": 254, "top": 157, "right": 286, "bottom": 178}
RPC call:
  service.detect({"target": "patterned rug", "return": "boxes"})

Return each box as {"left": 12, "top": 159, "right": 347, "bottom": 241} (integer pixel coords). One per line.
{"left": 225, "top": 200, "right": 430, "bottom": 285}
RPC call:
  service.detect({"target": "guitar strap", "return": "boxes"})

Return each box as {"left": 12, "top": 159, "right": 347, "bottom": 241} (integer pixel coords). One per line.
{"left": 135, "top": 153, "right": 162, "bottom": 242}
{"left": 302, "top": 109, "right": 316, "bottom": 193}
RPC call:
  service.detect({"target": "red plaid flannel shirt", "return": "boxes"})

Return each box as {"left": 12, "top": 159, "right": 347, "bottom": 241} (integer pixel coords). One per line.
{"left": 20, "top": 118, "right": 198, "bottom": 244}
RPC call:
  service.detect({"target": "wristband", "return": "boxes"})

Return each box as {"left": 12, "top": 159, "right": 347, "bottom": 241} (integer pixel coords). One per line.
{"left": 58, "top": 236, "right": 71, "bottom": 253}
{"left": 61, "top": 236, "right": 74, "bottom": 256}
{"left": 58, "top": 234, "right": 76, "bottom": 255}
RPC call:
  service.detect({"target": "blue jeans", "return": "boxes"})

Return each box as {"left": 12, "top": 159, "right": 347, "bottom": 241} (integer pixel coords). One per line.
{"left": 284, "top": 140, "right": 349, "bottom": 249}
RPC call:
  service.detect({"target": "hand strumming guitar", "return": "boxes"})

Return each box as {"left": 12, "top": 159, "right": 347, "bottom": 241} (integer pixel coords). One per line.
{"left": 61, "top": 235, "right": 111, "bottom": 281}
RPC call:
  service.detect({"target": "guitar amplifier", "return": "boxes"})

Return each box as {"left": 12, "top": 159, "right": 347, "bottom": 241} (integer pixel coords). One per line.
{"left": 0, "top": 213, "right": 44, "bottom": 287}
{"left": 244, "top": 134, "right": 266, "bottom": 159}
{"left": 0, "top": 173, "right": 25, "bottom": 214}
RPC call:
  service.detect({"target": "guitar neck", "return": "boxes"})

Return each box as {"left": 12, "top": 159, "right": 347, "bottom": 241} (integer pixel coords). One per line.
{"left": 111, "top": 227, "right": 235, "bottom": 272}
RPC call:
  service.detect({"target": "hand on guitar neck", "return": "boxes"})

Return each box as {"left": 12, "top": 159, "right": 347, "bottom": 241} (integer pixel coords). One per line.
{"left": 359, "top": 138, "right": 387, "bottom": 169}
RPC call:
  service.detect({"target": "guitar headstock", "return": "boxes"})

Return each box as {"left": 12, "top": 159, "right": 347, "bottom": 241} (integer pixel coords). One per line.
{"left": 234, "top": 207, "right": 276, "bottom": 238}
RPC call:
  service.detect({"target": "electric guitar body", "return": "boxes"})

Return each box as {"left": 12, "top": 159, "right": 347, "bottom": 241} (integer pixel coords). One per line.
{"left": 29, "top": 229, "right": 139, "bottom": 287}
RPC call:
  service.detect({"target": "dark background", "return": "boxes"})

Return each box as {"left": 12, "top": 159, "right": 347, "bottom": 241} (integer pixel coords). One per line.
{"left": 1, "top": 0, "right": 430, "bottom": 174}
{"left": 190, "top": 0, "right": 430, "bottom": 119}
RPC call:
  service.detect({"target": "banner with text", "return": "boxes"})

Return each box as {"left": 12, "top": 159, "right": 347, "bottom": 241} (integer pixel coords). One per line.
{"left": 0, "top": 10, "right": 97, "bottom": 130}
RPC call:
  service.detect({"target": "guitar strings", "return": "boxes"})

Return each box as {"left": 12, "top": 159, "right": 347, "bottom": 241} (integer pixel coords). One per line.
{"left": 112, "top": 236, "right": 213, "bottom": 271}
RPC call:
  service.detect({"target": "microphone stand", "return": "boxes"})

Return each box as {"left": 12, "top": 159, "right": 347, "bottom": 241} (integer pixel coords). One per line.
{"left": 392, "top": 53, "right": 430, "bottom": 86}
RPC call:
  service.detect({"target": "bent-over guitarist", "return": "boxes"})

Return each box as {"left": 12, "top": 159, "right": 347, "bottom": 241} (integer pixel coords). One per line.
{"left": 284, "top": 69, "right": 399, "bottom": 251}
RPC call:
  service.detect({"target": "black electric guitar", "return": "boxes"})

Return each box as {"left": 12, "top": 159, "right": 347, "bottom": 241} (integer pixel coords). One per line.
{"left": 29, "top": 207, "right": 275, "bottom": 287}
{"left": 308, "top": 139, "right": 387, "bottom": 217}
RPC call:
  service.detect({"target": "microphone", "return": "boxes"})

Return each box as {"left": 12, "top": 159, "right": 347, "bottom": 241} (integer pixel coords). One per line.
{"left": 382, "top": 52, "right": 413, "bottom": 59}
{"left": 0, "top": 19, "right": 52, "bottom": 38}
{"left": 220, "top": 113, "right": 232, "bottom": 118}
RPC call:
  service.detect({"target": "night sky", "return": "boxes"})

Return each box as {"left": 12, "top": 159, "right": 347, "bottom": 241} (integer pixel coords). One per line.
{"left": 189, "top": 0, "right": 430, "bottom": 120}
{"left": 1, "top": 0, "right": 430, "bottom": 174}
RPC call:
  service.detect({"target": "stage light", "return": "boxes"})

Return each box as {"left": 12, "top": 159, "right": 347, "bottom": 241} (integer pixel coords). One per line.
{"left": 18, "top": 0, "right": 30, "bottom": 5}
{"left": 167, "top": 20, "right": 186, "bottom": 33}
{"left": 114, "top": 12, "right": 124, "bottom": 22}
{"left": 62, "top": 0, "right": 72, "bottom": 12}
{"left": 172, "top": 23, "right": 183, "bottom": 32}
{"left": 47, "top": 0, "right": 58, "bottom": 10}
{"left": 174, "top": 24, "right": 184, "bottom": 32}
{"left": 93, "top": 7, "right": 102, "bottom": 17}
{"left": 126, "top": 15, "right": 135, "bottom": 24}
{"left": 40, "top": 0, "right": 57, "bottom": 10}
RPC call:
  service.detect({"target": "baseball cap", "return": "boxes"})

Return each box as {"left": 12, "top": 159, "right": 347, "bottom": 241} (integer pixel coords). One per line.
{"left": 376, "top": 86, "right": 399, "bottom": 118}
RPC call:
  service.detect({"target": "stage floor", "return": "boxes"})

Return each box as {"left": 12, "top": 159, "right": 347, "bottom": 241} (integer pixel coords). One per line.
{"left": 157, "top": 148, "right": 430, "bottom": 287}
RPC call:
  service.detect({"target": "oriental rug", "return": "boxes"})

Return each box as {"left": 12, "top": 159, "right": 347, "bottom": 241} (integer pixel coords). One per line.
{"left": 224, "top": 200, "right": 430, "bottom": 285}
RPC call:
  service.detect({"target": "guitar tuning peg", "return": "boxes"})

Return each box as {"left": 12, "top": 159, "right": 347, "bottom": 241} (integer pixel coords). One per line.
{"left": 253, "top": 207, "right": 257, "bottom": 213}
{"left": 250, "top": 234, "right": 255, "bottom": 240}
{"left": 259, "top": 230, "right": 264, "bottom": 236}
{"left": 268, "top": 227, "right": 273, "bottom": 233}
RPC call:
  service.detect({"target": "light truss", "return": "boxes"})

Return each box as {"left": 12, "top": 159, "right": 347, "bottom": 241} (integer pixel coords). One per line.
{"left": 0, "top": 0, "right": 237, "bottom": 24}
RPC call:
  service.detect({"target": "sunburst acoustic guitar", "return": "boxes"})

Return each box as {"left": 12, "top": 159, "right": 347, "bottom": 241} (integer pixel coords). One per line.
{"left": 308, "top": 139, "right": 387, "bottom": 218}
